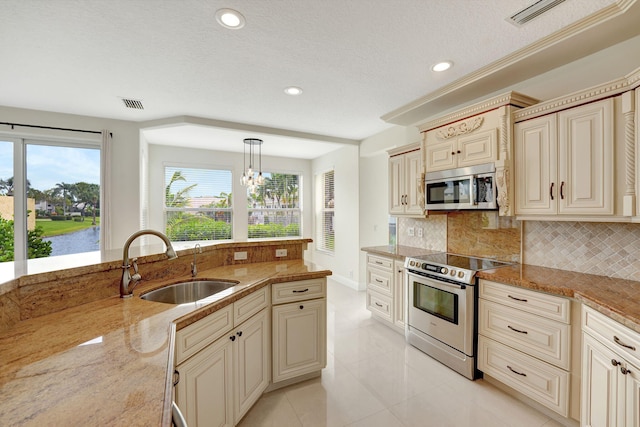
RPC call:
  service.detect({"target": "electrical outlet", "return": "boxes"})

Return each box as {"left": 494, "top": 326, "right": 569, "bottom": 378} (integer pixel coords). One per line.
{"left": 408, "top": 227, "right": 415, "bottom": 237}
{"left": 276, "top": 249, "right": 287, "bottom": 257}
{"left": 234, "top": 251, "right": 247, "bottom": 260}
{"left": 417, "top": 228, "right": 423, "bottom": 238}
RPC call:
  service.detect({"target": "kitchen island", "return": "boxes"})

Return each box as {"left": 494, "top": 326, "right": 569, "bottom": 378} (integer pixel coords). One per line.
{"left": 0, "top": 241, "right": 331, "bottom": 426}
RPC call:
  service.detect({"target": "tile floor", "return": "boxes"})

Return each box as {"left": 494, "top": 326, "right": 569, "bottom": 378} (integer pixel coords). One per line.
{"left": 238, "top": 278, "right": 566, "bottom": 427}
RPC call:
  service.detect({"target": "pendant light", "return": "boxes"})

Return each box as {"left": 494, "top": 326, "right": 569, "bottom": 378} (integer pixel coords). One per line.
{"left": 240, "top": 138, "right": 265, "bottom": 193}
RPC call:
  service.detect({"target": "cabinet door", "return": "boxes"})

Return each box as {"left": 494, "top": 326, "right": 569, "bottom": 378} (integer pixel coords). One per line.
{"left": 393, "top": 260, "right": 406, "bottom": 330}
{"left": 175, "top": 335, "right": 234, "bottom": 427}
{"left": 582, "top": 334, "right": 621, "bottom": 427}
{"left": 558, "top": 98, "right": 613, "bottom": 215}
{"left": 272, "top": 299, "right": 327, "bottom": 383}
{"left": 389, "top": 155, "right": 405, "bottom": 215}
{"left": 425, "top": 139, "right": 456, "bottom": 172}
{"left": 456, "top": 129, "right": 497, "bottom": 168}
{"left": 514, "top": 115, "right": 557, "bottom": 215}
{"left": 234, "top": 308, "right": 270, "bottom": 423}
{"left": 625, "top": 365, "right": 640, "bottom": 427}
{"left": 404, "top": 150, "right": 424, "bottom": 215}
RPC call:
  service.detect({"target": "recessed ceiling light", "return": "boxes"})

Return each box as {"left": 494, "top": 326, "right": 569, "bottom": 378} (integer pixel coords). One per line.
{"left": 284, "top": 86, "right": 303, "bottom": 96}
{"left": 432, "top": 61, "right": 453, "bottom": 72}
{"left": 215, "top": 8, "right": 245, "bottom": 29}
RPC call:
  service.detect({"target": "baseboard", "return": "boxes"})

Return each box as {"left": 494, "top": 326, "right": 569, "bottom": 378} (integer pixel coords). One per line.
{"left": 328, "top": 274, "right": 364, "bottom": 291}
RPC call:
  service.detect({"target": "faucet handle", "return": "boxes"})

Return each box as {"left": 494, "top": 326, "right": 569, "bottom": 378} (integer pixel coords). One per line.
{"left": 132, "top": 258, "right": 139, "bottom": 275}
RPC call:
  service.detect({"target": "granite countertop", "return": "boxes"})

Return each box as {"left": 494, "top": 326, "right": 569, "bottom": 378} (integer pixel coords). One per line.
{"left": 362, "top": 245, "right": 640, "bottom": 335}
{"left": 0, "top": 259, "right": 331, "bottom": 426}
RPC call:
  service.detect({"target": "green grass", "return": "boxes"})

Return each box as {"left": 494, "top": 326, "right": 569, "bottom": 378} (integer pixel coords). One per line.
{"left": 36, "top": 218, "right": 101, "bottom": 237}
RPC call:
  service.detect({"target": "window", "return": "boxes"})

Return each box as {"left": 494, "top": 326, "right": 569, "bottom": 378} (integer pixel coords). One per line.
{"left": 316, "top": 170, "right": 334, "bottom": 252}
{"left": 247, "top": 172, "right": 301, "bottom": 239}
{"left": 164, "top": 166, "right": 232, "bottom": 242}
{"left": 0, "top": 137, "right": 102, "bottom": 278}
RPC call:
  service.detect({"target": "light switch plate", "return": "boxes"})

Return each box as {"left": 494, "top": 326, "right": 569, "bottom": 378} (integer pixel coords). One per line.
{"left": 408, "top": 227, "right": 415, "bottom": 237}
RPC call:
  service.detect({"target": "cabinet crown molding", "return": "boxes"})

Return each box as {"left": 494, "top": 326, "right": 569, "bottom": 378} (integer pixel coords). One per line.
{"left": 417, "top": 91, "right": 538, "bottom": 133}
{"left": 514, "top": 64, "right": 640, "bottom": 122}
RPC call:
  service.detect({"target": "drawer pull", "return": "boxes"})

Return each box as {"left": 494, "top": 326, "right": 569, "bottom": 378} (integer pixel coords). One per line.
{"left": 507, "top": 295, "right": 528, "bottom": 302}
{"left": 173, "top": 370, "right": 180, "bottom": 386}
{"left": 375, "top": 302, "right": 383, "bottom": 308}
{"left": 507, "top": 325, "right": 528, "bottom": 334}
{"left": 375, "top": 261, "right": 383, "bottom": 265}
{"left": 292, "top": 288, "right": 309, "bottom": 293}
{"left": 507, "top": 365, "right": 527, "bottom": 377}
{"left": 614, "top": 335, "right": 636, "bottom": 351}
{"left": 375, "top": 279, "right": 384, "bottom": 283}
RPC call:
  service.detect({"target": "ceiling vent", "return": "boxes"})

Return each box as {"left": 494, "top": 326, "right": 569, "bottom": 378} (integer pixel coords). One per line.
{"left": 508, "top": 0, "right": 566, "bottom": 27}
{"left": 121, "top": 98, "right": 144, "bottom": 110}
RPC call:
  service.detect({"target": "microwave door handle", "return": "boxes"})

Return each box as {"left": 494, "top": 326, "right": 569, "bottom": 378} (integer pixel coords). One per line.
{"left": 471, "top": 176, "right": 477, "bottom": 205}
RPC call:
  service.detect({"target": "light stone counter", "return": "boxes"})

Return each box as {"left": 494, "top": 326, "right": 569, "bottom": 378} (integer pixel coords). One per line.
{"left": 0, "top": 259, "right": 331, "bottom": 426}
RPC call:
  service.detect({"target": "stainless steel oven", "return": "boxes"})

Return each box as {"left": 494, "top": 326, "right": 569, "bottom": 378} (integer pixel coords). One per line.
{"left": 405, "top": 253, "right": 512, "bottom": 380}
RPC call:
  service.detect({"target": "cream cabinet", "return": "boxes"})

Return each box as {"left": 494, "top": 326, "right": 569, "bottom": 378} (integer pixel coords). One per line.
{"left": 365, "top": 253, "right": 404, "bottom": 334}
{"left": 515, "top": 98, "right": 614, "bottom": 218}
{"left": 174, "top": 286, "right": 270, "bottom": 427}
{"left": 389, "top": 144, "right": 423, "bottom": 217}
{"left": 425, "top": 129, "right": 497, "bottom": 172}
{"left": 272, "top": 278, "right": 327, "bottom": 384}
{"left": 478, "top": 279, "right": 577, "bottom": 419}
{"left": 581, "top": 305, "right": 640, "bottom": 427}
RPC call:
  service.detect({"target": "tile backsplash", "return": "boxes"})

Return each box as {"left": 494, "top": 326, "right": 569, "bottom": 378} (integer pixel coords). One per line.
{"left": 398, "top": 214, "right": 447, "bottom": 251}
{"left": 523, "top": 221, "right": 640, "bottom": 280}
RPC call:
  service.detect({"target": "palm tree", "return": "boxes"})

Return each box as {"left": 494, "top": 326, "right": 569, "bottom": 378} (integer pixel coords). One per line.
{"left": 165, "top": 171, "right": 197, "bottom": 208}
{"left": 54, "top": 182, "right": 74, "bottom": 215}
{"left": 74, "top": 182, "right": 100, "bottom": 224}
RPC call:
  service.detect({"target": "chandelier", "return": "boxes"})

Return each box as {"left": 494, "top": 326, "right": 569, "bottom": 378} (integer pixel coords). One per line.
{"left": 240, "top": 138, "right": 265, "bottom": 192}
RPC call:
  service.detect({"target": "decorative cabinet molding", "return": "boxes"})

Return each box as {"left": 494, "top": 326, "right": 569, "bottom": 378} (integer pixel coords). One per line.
{"left": 418, "top": 91, "right": 537, "bottom": 216}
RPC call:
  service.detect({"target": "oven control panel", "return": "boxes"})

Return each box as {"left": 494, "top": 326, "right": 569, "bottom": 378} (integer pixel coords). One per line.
{"left": 405, "top": 259, "right": 473, "bottom": 284}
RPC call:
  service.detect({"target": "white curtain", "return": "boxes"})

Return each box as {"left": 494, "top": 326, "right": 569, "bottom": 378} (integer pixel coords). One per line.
{"left": 100, "top": 130, "right": 112, "bottom": 252}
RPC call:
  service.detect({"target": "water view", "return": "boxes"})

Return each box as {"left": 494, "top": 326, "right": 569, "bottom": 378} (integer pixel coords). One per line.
{"left": 43, "top": 226, "right": 100, "bottom": 256}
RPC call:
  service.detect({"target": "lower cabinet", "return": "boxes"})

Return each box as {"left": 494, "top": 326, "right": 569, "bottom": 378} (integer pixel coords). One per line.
{"left": 581, "top": 305, "right": 640, "bottom": 427}
{"left": 174, "top": 287, "right": 270, "bottom": 427}
{"left": 272, "top": 278, "right": 327, "bottom": 384}
{"left": 477, "top": 279, "right": 578, "bottom": 420}
{"left": 365, "top": 253, "right": 405, "bottom": 334}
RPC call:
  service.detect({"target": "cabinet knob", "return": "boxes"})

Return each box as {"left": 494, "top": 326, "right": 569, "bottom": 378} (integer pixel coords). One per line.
{"left": 612, "top": 359, "right": 621, "bottom": 366}
{"left": 457, "top": 150, "right": 461, "bottom": 154}
{"left": 230, "top": 335, "right": 236, "bottom": 342}
{"left": 236, "top": 331, "right": 243, "bottom": 337}
{"left": 621, "top": 366, "right": 631, "bottom": 375}
{"left": 299, "top": 305, "right": 304, "bottom": 310}
{"left": 451, "top": 151, "right": 455, "bottom": 156}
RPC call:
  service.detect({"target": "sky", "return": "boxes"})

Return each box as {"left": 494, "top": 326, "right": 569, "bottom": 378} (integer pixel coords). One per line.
{"left": 0, "top": 141, "right": 100, "bottom": 192}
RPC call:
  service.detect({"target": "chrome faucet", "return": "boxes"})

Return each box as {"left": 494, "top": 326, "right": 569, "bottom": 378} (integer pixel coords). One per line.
{"left": 120, "top": 229, "right": 178, "bottom": 298}
{"left": 191, "top": 243, "right": 202, "bottom": 277}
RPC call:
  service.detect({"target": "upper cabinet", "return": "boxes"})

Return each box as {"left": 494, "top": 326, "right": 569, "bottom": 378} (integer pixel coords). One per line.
{"left": 388, "top": 143, "right": 423, "bottom": 217}
{"left": 418, "top": 92, "right": 538, "bottom": 216}
{"left": 513, "top": 66, "right": 640, "bottom": 222}
{"left": 515, "top": 99, "right": 614, "bottom": 217}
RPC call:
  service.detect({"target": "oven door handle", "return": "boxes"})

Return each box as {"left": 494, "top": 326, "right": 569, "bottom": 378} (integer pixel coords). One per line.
{"left": 407, "top": 271, "right": 467, "bottom": 291}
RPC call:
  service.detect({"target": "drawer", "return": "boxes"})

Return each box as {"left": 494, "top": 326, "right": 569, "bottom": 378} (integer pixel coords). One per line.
{"left": 367, "top": 267, "right": 393, "bottom": 295}
{"left": 234, "top": 285, "right": 269, "bottom": 325}
{"left": 479, "top": 299, "right": 570, "bottom": 369}
{"left": 478, "top": 336, "right": 569, "bottom": 417}
{"left": 175, "top": 304, "right": 234, "bottom": 365}
{"left": 582, "top": 305, "right": 640, "bottom": 368}
{"left": 272, "top": 278, "right": 326, "bottom": 305}
{"left": 479, "top": 279, "right": 570, "bottom": 324}
{"left": 366, "top": 289, "right": 392, "bottom": 323}
{"left": 367, "top": 254, "right": 393, "bottom": 271}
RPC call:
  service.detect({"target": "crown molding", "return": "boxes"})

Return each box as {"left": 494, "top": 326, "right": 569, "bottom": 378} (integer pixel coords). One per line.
{"left": 417, "top": 91, "right": 538, "bottom": 132}
{"left": 514, "top": 64, "right": 640, "bottom": 121}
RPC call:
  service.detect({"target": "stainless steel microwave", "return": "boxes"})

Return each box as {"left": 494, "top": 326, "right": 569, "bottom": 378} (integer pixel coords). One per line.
{"left": 424, "top": 163, "right": 498, "bottom": 211}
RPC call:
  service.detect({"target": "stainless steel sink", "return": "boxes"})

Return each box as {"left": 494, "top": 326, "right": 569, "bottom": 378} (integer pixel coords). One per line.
{"left": 140, "top": 279, "right": 239, "bottom": 304}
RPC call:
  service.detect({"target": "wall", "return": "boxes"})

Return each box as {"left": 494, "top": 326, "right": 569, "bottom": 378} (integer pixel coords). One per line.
{"left": 147, "top": 144, "right": 312, "bottom": 243}
{"left": 311, "top": 145, "right": 360, "bottom": 289}
{"left": 0, "top": 106, "right": 141, "bottom": 251}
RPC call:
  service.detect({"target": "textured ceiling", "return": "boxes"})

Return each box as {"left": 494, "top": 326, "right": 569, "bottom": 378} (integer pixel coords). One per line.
{"left": 0, "top": 0, "right": 635, "bottom": 158}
